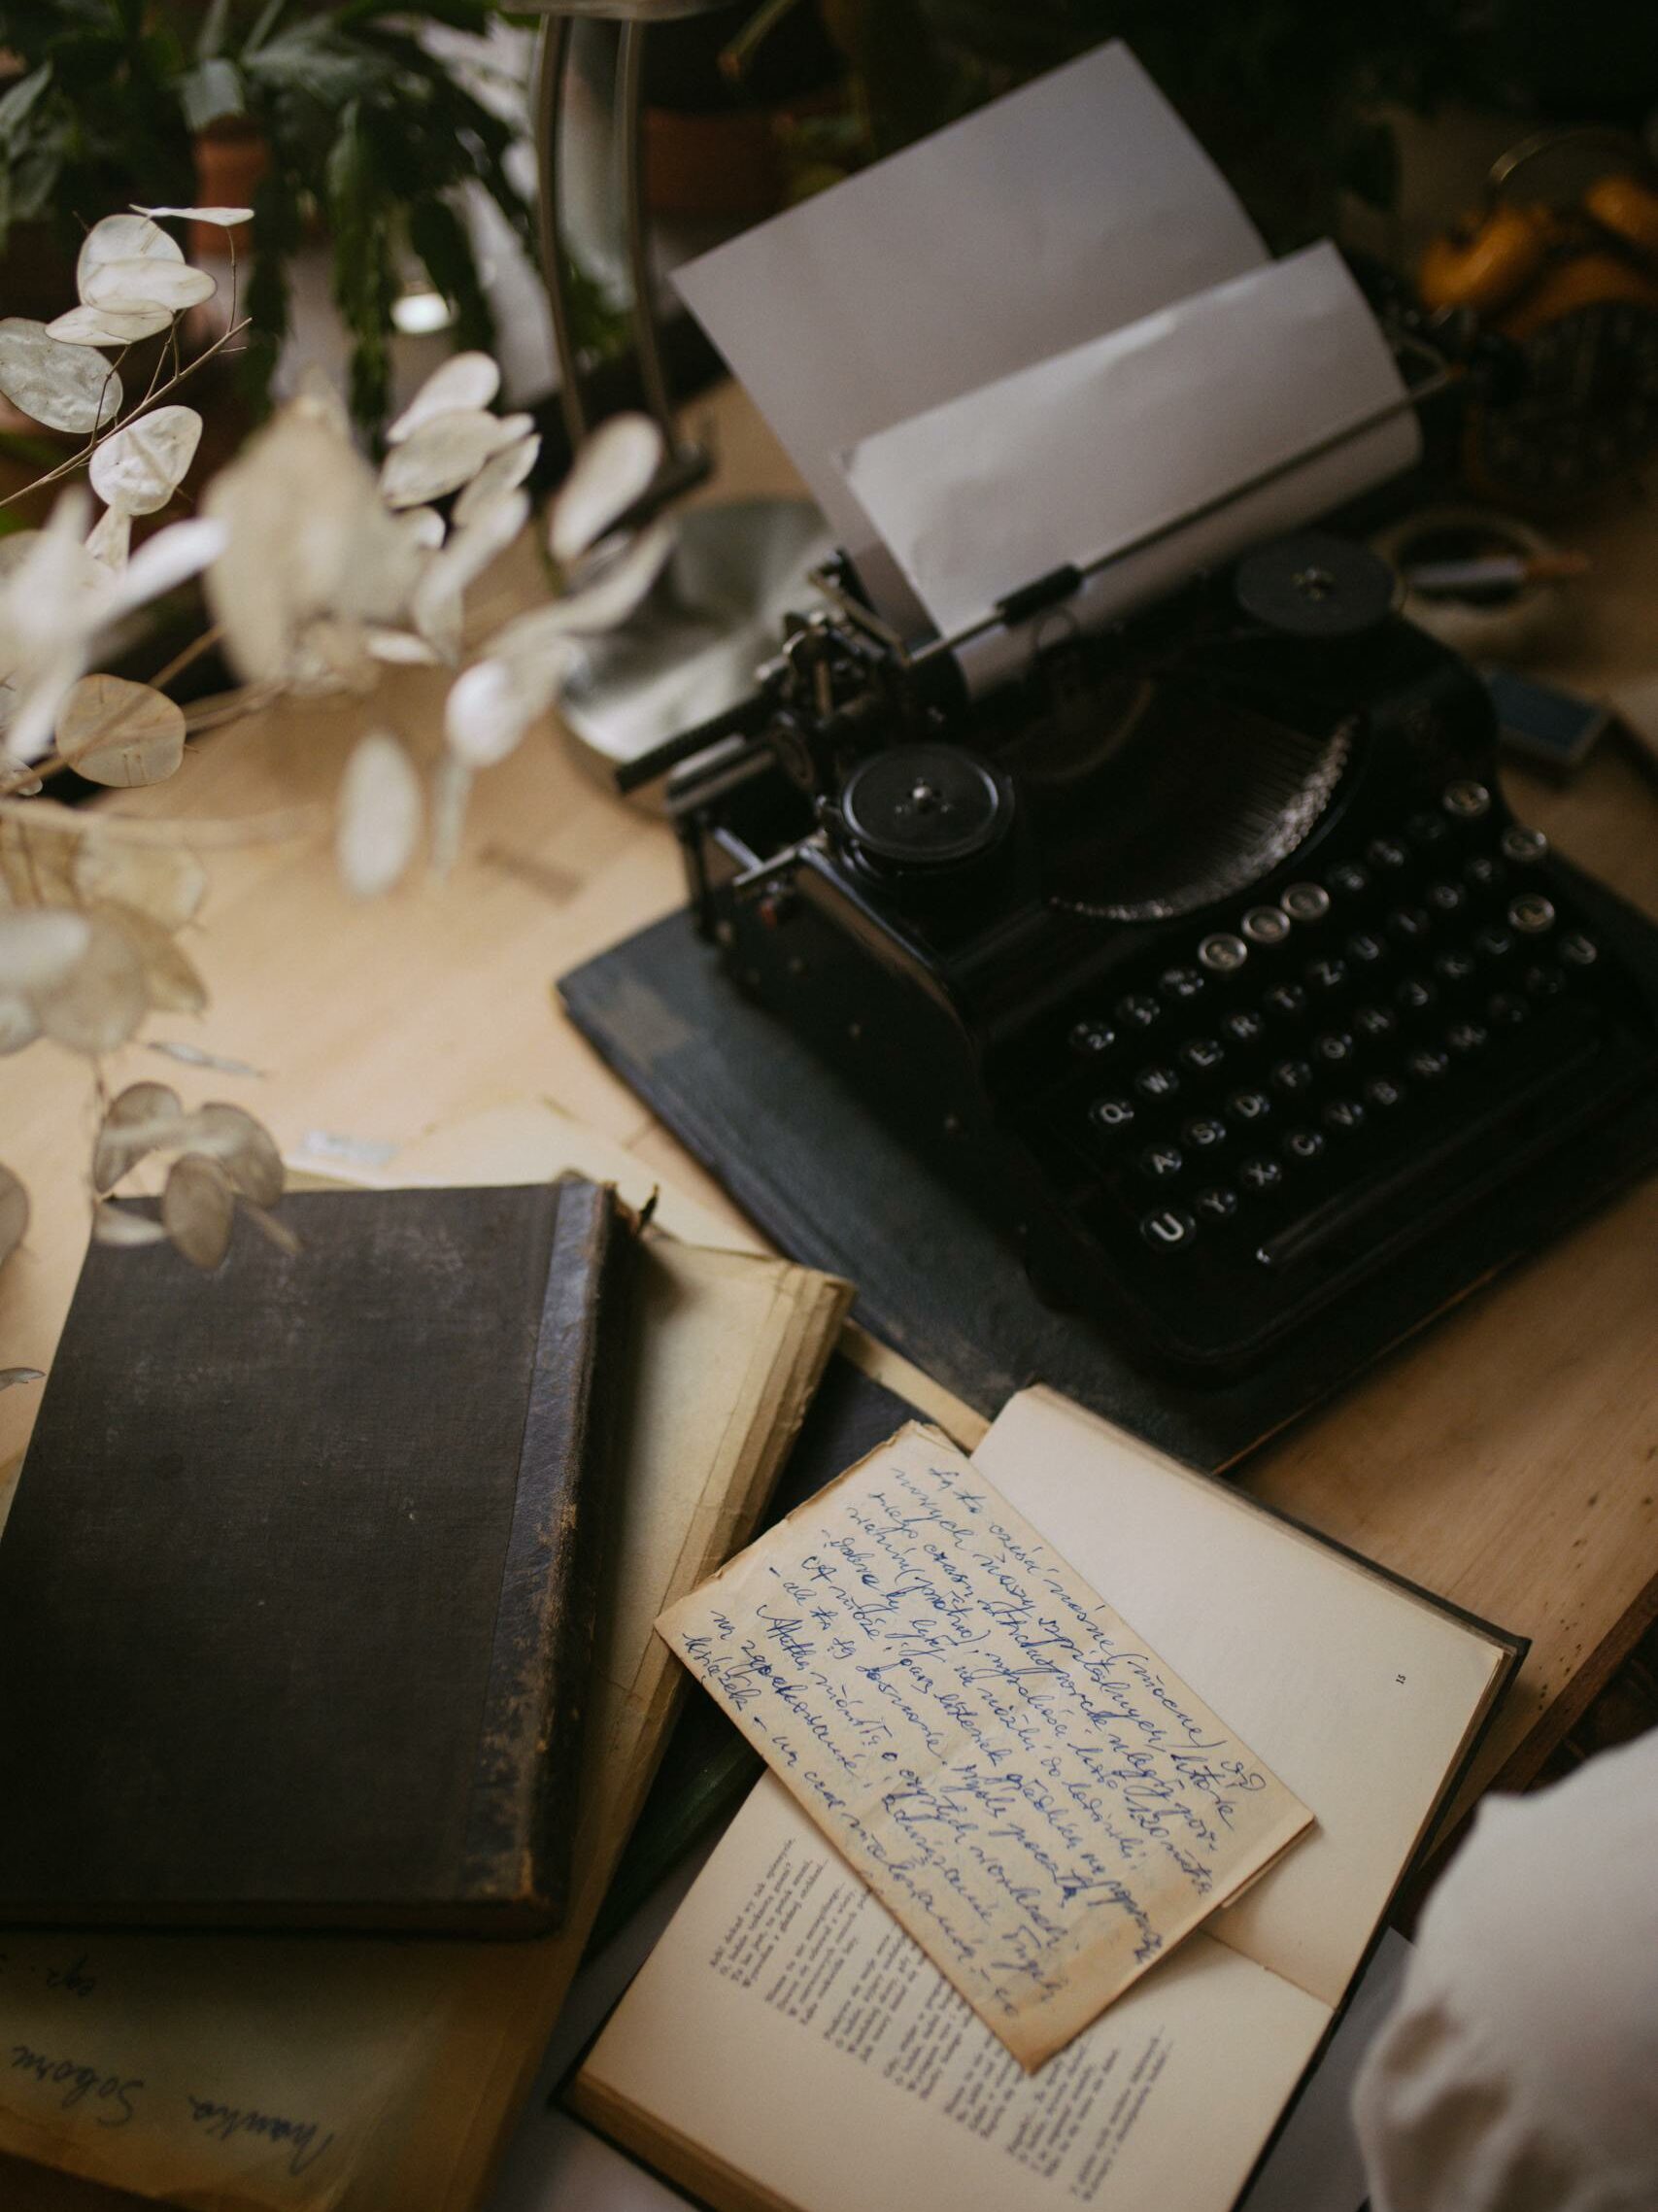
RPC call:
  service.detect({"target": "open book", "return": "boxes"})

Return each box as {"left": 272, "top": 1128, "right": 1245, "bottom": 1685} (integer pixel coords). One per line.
{"left": 572, "top": 1387, "right": 1522, "bottom": 2212}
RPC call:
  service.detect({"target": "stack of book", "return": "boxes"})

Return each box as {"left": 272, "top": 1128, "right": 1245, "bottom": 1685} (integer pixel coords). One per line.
{"left": 0, "top": 1120, "right": 1521, "bottom": 2212}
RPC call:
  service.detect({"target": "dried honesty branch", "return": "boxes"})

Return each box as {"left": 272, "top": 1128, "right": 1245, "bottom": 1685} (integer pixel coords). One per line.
{"left": 188, "top": 1102, "right": 283, "bottom": 1207}
{"left": 549, "top": 412, "right": 662, "bottom": 566}
{"left": 0, "top": 319, "right": 123, "bottom": 435}
{"left": 130, "top": 205, "right": 255, "bottom": 227}
{"left": 55, "top": 676, "right": 187, "bottom": 788}
{"left": 386, "top": 352, "right": 501, "bottom": 444}
{"left": 204, "top": 408, "right": 423, "bottom": 687}
{"left": 47, "top": 303, "right": 173, "bottom": 348}
{"left": 379, "top": 409, "right": 528, "bottom": 510}
{"left": 162, "top": 1153, "right": 235, "bottom": 1269}
{"left": 89, "top": 406, "right": 203, "bottom": 518}
{"left": 0, "top": 1163, "right": 28, "bottom": 1267}
{"left": 93, "top": 1081, "right": 184, "bottom": 1192}
{"left": 453, "top": 432, "right": 540, "bottom": 528}
{"left": 91, "top": 1206, "right": 170, "bottom": 1248}
{"left": 337, "top": 731, "right": 423, "bottom": 897}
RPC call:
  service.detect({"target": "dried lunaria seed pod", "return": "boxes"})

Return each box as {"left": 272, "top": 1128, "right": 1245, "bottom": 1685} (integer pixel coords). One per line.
{"left": 55, "top": 677, "right": 187, "bottom": 788}
{"left": 0, "top": 318, "right": 123, "bottom": 435}
{"left": 161, "top": 1153, "right": 235, "bottom": 1270}
{"left": 337, "top": 731, "right": 423, "bottom": 898}
{"left": 548, "top": 412, "right": 663, "bottom": 566}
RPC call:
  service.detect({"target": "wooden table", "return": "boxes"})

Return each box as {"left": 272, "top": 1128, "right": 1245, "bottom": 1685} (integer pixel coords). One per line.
{"left": 3, "top": 384, "right": 1657, "bottom": 2209}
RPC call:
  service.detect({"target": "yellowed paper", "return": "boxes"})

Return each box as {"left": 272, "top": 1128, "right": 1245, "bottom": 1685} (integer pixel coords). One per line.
{"left": 0, "top": 1225, "right": 852, "bottom": 2212}
{"left": 657, "top": 1423, "right": 1314, "bottom": 2070}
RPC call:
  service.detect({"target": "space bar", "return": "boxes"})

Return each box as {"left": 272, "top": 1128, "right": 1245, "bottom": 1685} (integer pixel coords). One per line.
{"left": 1256, "top": 1036, "right": 1606, "bottom": 1273}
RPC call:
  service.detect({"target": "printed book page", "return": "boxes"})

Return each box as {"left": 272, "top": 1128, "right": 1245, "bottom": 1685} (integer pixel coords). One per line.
{"left": 657, "top": 1424, "right": 1312, "bottom": 2068}
{"left": 573, "top": 1778, "right": 1331, "bottom": 2212}
{"left": 973, "top": 1390, "right": 1510, "bottom": 2007}
{"left": 0, "top": 1231, "right": 850, "bottom": 2212}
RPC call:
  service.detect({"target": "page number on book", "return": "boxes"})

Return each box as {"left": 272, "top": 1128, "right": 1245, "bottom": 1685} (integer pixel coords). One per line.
{"left": 1397, "top": 1673, "right": 1407, "bottom": 1685}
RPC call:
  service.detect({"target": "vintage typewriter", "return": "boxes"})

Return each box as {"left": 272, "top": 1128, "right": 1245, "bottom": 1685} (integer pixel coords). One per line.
{"left": 657, "top": 498, "right": 1658, "bottom": 1380}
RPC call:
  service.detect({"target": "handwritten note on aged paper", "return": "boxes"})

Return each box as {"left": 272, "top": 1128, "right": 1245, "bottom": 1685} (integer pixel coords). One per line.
{"left": 657, "top": 1423, "right": 1314, "bottom": 2069}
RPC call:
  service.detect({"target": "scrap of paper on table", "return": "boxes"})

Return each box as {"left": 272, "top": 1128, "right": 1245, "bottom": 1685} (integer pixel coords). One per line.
{"left": 656, "top": 1422, "right": 1314, "bottom": 2070}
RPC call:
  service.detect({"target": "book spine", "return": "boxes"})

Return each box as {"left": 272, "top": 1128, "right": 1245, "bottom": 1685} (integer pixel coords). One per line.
{"left": 459, "top": 1178, "right": 635, "bottom": 1924}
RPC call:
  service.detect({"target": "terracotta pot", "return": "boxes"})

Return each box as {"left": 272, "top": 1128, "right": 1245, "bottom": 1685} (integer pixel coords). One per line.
{"left": 190, "top": 121, "right": 269, "bottom": 257}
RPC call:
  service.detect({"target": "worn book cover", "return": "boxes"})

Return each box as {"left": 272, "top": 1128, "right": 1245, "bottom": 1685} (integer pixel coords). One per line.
{"left": 0, "top": 1177, "right": 635, "bottom": 1936}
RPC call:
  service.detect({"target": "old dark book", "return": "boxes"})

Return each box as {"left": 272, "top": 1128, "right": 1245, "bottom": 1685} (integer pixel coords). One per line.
{"left": 0, "top": 1177, "right": 635, "bottom": 1937}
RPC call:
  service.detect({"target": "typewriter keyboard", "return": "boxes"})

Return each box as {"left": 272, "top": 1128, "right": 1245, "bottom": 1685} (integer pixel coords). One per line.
{"left": 1024, "top": 780, "right": 1658, "bottom": 1363}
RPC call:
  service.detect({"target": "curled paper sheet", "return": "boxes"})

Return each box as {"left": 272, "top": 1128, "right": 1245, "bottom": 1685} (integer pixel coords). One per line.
{"left": 657, "top": 1423, "right": 1314, "bottom": 2070}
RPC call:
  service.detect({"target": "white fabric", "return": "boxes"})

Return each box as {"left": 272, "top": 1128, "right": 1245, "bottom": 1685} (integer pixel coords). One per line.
{"left": 1353, "top": 1731, "right": 1658, "bottom": 2212}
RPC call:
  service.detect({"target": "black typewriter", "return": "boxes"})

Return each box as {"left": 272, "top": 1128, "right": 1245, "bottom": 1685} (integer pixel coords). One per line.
{"left": 660, "top": 527, "right": 1658, "bottom": 1379}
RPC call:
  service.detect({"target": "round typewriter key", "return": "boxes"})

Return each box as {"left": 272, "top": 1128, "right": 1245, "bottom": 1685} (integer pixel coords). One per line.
{"left": 1473, "top": 925, "right": 1513, "bottom": 961}
{"left": 1180, "top": 1036, "right": 1226, "bottom": 1073}
{"left": 1068, "top": 1017, "right": 1116, "bottom": 1058}
{"left": 1183, "top": 1115, "right": 1229, "bottom": 1151}
{"left": 1228, "top": 1087, "right": 1272, "bottom": 1126}
{"left": 1161, "top": 964, "right": 1205, "bottom": 1003}
{"left": 1434, "top": 949, "right": 1476, "bottom": 987}
{"left": 1508, "top": 892, "right": 1555, "bottom": 936}
{"left": 1396, "top": 974, "right": 1438, "bottom": 1015}
{"left": 1281, "top": 882, "right": 1331, "bottom": 924}
{"left": 1327, "top": 860, "right": 1370, "bottom": 899}
{"left": 1223, "top": 1007, "right": 1267, "bottom": 1046}
{"left": 1354, "top": 1003, "right": 1397, "bottom": 1041}
{"left": 1365, "top": 1074, "right": 1406, "bottom": 1110}
{"left": 1502, "top": 825, "right": 1548, "bottom": 865}
{"left": 1443, "top": 780, "right": 1491, "bottom": 820}
{"left": 1140, "top": 1207, "right": 1197, "bottom": 1250}
{"left": 1465, "top": 854, "right": 1504, "bottom": 892}
{"left": 1242, "top": 905, "right": 1291, "bottom": 946}
{"left": 1116, "top": 992, "right": 1163, "bottom": 1029}
{"left": 1090, "top": 1094, "right": 1135, "bottom": 1132}
{"left": 1561, "top": 931, "right": 1598, "bottom": 967}
{"left": 1446, "top": 1019, "right": 1488, "bottom": 1055}
{"left": 1428, "top": 881, "right": 1466, "bottom": 917}
{"left": 1283, "top": 1128, "right": 1325, "bottom": 1165}
{"left": 1387, "top": 904, "right": 1431, "bottom": 944}
{"left": 1523, "top": 961, "right": 1565, "bottom": 999}
{"left": 1238, "top": 1155, "right": 1283, "bottom": 1193}
{"left": 1270, "top": 1057, "right": 1314, "bottom": 1096}
{"left": 1195, "top": 1184, "right": 1238, "bottom": 1221}
{"left": 1407, "top": 810, "right": 1450, "bottom": 850}
{"left": 1313, "top": 1029, "right": 1354, "bottom": 1067}
{"left": 1367, "top": 834, "right": 1408, "bottom": 871}
{"left": 1346, "top": 930, "right": 1386, "bottom": 968}
{"left": 1323, "top": 1097, "right": 1366, "bottom": 1134}
{"left": 1406, "top": 1046, "right": 1449, "bottom": 1082}
{"left": 1135, "top": 1064, "right": 1180, "bottom": 1102}
{"left": 1488, "top": 992, "right": 1530, "bottom": 1027}
{"left": 1199, "top": 932, "right": 1249, "bottom": 974}
{"left": 1305, "top": 955, "right": 1347, "bottom": 994}
{"left": 1138, "top": 1142, "right": 1184, "bottom": 1182}
{"left": 1263, "top": 982, "right": 1308, "bottom": 1021}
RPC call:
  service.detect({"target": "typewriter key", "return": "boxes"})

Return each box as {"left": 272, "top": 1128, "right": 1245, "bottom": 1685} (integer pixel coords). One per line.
{"left": 1366, "top": 1075, "right": 1406, "bottom": 1109}
{"left": 1435, "top": 950, "right": 1477, "bottom": 986}
{"left": 1305, "top": 956, "right": 1347, "bottom": 993}
{"left": 1442, "top": 781, "right": 1491, "bottom": 820}
{"left": 1327, "top": 861, "right": 1370, "bottom": 899}
{"left": 1446, "top": 1020, "right": 1488, "bottom": 1055}
{"left": 1502, "top": 825, "right": 1548, "bottom": 865}
{"left": 1283, "top": 1128, "right": 1325, "bottom": 1164}
{"left": 1242, "top": 906, "right": 1291, "bottom": 946}
{"left": 1180, "top": 1037, "right": 1225, "bottom": 1073}
{"left": 1194, "top": 1185, "right": 1238, "bottom": 1220}
{"left": 1508, "top": 893, "right": 1556, "bottom": 935}
{"left": 1161, "top": 965, "right": 1205, "bottom": 1002}
{"left": 1138, "top": 1143, "right": 1184, "bottom": 1181}
{"left": 1561, "top": 932, "right": 1598, "bottom": 967}
{"left": 1140, "top": 1208, "right": 1197, "bottom": 1250}
{"left": 1117, "top": 992, "right": 1162, "bottom": 1030}
{"left": 1199, "top": 933, "right": 1248, "bottom": 973}
{"left": 1264, "top": 982, "right": 1308, "bottom": 1021}
{"left": 1354, "top": 1004, "right": 1398, "bottom": 1041}
{"left": 1238, "top": 1155, "right": 1283, "bottom": 1192}
{"left": 1090, "top": 1094, "right": 1136, "bottom": 1133}
{"left": 1069, "top": 1018, "right": 1115, "bottom": 1057}
{"left": 1136, "top": 1064, "right": 1180, "bottom": 1101}
{"left": 1488, "top": 992, "right": 1530, "bottom": 1026}
{"left": 1323, "top": 1097, "right": 1366, "bottom": 1133}
{"left": 1270, "top": 1057, "right": 1314, "bottom": 1096}
{"left": 1347, "top": 931, "right": 1387, "bottom": 968}
{"left": 1281, "top": 882, "right": 1331, "bottom": 924}
{"left": 1223, "top": 1008, "right": 1267, "bottom": 1046}
{"left": 1473, "top": 926, "right": 1514, "bottom": 961}
{"left": 1228, "top": 1087, "right": 1272, "bottom": 1125}
{"left": 1184, "top": 1116, "right": 1229, "bottom": 1150}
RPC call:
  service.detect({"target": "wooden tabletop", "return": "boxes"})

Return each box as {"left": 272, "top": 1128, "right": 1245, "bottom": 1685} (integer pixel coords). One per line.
{"left": 4, "top": 378, "right": 1657, "bottom": 1840}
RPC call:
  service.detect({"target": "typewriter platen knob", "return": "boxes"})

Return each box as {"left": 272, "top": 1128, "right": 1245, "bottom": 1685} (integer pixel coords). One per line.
{"left": 1234, "top": 532, "right": 1399, "bottom": 640}
{"left": 829, "top": 743, "right": 1013, "bottom": 880}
